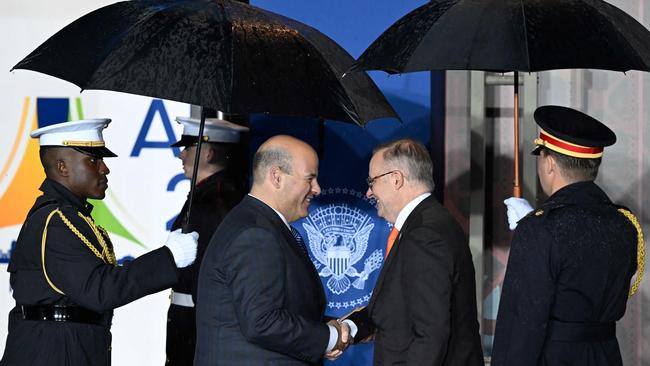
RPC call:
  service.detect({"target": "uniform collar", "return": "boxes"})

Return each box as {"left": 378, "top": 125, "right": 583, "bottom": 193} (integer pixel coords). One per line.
{"left": 544, "top": 180, "right": 611, "bottom": 207}
{"left": 40, "top": 178, "right": 94, "bottom": 216}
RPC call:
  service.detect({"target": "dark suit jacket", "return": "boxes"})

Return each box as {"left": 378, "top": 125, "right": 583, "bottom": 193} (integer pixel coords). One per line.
{"left": 351, "top": 195, "right": 483, "bottom": 366}
{"left": 194, "top": 195, "right": 330, "bottom": 365}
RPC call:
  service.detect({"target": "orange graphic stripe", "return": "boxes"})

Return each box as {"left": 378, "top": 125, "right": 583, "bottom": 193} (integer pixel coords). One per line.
{"left": 0, "top": 97, "right": 30, "bottom": 186}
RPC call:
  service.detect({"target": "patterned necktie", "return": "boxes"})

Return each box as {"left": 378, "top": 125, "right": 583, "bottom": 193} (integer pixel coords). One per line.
{"left": 385, "top": 227, "right": 399, "bottom": 258}
{"left": 290, "top": 226, "right": 309, "bottom": 257}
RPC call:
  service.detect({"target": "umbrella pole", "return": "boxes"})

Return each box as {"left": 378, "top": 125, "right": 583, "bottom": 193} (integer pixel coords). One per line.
{"left": 513, "top": 71, "right": 521, "bottom": 198}
{"left": 183, "top": 106, "right": 207, "bottom": 232}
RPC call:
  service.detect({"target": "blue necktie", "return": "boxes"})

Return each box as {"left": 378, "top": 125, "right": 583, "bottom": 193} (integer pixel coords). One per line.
{"left": 290, "top": 226, "right": 309, "bottom": 257}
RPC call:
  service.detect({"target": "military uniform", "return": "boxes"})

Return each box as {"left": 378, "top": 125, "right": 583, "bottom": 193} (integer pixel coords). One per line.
{"left": 165, "top": 115, "right": 248, "bottom": 365}
{"left": 492, "top": 106, "right": 644, "bottom": 366}
{"left": 165, "top": 169, "right": 245, "bottom": 365}
{"left": 1, "top": 179, "right": 179, "bottom": 366}
{"left": 492, "top": 181, "right": 639, "bottom": 365}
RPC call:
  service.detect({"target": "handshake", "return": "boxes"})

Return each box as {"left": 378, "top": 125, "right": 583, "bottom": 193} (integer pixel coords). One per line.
{"left": 324, "top": 307, "right": 376, "bottom": 361}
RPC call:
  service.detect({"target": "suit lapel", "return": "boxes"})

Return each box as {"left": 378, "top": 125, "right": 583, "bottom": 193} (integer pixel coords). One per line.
{"left": 246, "top": 197, "right": 326, "bottom": 311}
{"left": 368, "top": 196, "right": 435, "bottom": 312}
{"left": 368, "top": 230, "right": 403, "bottom": 310}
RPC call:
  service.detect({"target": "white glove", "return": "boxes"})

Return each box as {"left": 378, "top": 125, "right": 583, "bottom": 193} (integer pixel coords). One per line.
{"left": 504, "top": 197, "right": 534, "bottom": 231}
{"left": 164, "top": 229, "right": 199, "bottom": 268}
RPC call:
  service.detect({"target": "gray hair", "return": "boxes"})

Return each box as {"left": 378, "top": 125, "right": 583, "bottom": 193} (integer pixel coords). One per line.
{"left": 252, "top": 147, "right": 293, "bottom": 184}
{"left": 374, "top": 138, "right": 434, "bottom": 190}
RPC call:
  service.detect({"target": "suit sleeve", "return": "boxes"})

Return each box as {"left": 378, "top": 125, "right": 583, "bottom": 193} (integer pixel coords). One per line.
{"left": 400, "top": 226, "right": 454, "bottom": 366}
{"left": 491, "top": 218, "right": 558, "bottom": 365}
{"left": 225, "top": 227, "right": 330, "bottom": 363}
{"left": 43, "top": 210, "right": 179, "bottom": 313}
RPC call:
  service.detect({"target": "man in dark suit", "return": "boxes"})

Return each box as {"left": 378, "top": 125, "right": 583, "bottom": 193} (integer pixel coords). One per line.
{"left": 344, "top": 138, "right": 483, "bottom": 366}
{"left": 1, "top": 119, "right": 198, "bottom": 366}
{"left": 492, "top": 106, "right": 643, "bottom": 366}
{"left": 194, "top": 135, "right": 349, "bottom": 365}
{"left": 165, "top": 116, "right": 248, "bottom": 365}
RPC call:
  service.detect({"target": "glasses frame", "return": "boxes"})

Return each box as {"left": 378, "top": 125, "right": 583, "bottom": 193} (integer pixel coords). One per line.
{"left": 367, "top": 170, "right": 399, "bottom": 188}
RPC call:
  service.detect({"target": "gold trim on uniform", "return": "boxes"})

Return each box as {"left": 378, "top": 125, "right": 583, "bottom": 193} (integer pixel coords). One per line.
{"left": 42, "top": 209, "right": 66, "bottom": 295}
{"left": 62, "top": 140, "right": 106, "bottom": 147}
{"left": 41, "top": 209, "right": 118, "bottom": 294}
{"left": 618, "top": 208, "right": 645, "bottom": 298}
{"left": 533, "top": 138, "right": 603, "bottom": 159}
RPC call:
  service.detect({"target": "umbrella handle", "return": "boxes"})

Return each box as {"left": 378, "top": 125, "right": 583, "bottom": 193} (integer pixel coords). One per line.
{"left": 513, "top": 71, "right": 521, "bottom": 198}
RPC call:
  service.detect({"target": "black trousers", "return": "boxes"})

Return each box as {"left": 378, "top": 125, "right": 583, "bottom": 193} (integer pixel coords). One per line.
{"left": 166, "top": 304, "right": 196, "bottom": 366}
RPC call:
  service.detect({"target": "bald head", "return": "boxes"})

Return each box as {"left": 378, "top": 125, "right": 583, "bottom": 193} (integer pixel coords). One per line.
{"left": 250, "top": 135, "right": 320, "bottom": 222}
{"left": 252, "top": 135, "right": 315, "bottom": 186}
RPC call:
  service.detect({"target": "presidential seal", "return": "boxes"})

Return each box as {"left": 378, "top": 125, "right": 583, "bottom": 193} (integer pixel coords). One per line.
{"left": 298, "top": 187, "right": 388, "bottom": 310}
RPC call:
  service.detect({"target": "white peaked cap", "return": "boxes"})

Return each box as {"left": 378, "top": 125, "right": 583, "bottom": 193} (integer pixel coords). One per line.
{"left": 173, "top": 117, "right": 249, "bottom": 146}
{"left": 30, "top": 119, "right": 117, "bottom": 157}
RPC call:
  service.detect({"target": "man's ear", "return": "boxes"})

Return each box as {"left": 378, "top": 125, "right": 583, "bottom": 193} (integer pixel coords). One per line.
{"left": 56, "top": 159, "right": 69, "bottom": 177}
{"left": 393, "top": 171, "right": 405, "bottom": 190}
{"left": 203, "top": 146, "right": 214, "bottom": 163}
{"left": 270, "top": 166, "right": 283, "bottom": 189}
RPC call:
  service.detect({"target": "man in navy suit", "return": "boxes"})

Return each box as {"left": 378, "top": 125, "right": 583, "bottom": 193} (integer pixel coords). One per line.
{"left": 194, "top": 135, "right": 349, "bottom": 365}
{"left": 344, "top": 138, "right": 483, "bottom": 366}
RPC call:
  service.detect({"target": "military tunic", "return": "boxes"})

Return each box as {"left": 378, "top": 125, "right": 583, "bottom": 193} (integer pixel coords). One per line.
{"left": 492, "top": 181, "right": 639, "bottom": 366}
{"left": 1, "top": 178, "right": 179, "bottom": 366}
{"left": 165, "top": 169, "right": 245, "bottom": 365}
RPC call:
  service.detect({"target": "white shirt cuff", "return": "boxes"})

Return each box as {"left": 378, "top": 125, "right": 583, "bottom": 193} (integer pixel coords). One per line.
{"left": 325, "top": 324, "right": 338, "bottom": 353}
{"left": 343, "top": 319, "right": 358, "bottom": 338}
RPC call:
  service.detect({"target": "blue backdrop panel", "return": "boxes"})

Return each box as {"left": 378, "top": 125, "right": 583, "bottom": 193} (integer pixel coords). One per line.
{"left": 250, "top": 1, "right": 431, "bottom": 364}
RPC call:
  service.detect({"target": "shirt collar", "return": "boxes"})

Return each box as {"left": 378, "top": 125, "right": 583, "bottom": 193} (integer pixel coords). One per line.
{"left": 393, "top": 192, "right": 431, "bottom": 230}
{"left": 247, "top": 193, "right": 290, "bottom": 229}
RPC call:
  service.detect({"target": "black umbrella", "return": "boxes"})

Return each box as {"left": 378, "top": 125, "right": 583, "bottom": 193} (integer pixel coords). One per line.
{"left": 13, "top": 0, "right": 396, "bottom": 126}
{"left": 350, "top": 0, "right": 650, "bottom": 196}
{"left": 13, "top": 0, "right": 398, "bottom": 228}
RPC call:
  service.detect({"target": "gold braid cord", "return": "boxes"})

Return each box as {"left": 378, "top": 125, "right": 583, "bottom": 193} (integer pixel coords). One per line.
{"left": 41, "top": 209, "right": 65, "bottom": 295}
{"left": 618, "top": 208, "right": 645, "bottom": 298}
{"left": 53, "top": 210, "right": 117, "bottom": 266}
{"left": 77, "top": 212, "right": 117, "bottom": 266}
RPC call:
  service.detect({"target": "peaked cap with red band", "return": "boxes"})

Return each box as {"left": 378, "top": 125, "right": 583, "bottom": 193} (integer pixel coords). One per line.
{"left": 532, "top": 106, "right": 616, "bottom": 158}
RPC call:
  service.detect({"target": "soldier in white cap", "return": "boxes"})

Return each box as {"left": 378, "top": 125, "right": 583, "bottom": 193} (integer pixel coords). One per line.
{"left": 165, "top": 116, "right": 248, "bottom": 366}
{"left": 0, "top": 119, "right": 199, "bottom": 366}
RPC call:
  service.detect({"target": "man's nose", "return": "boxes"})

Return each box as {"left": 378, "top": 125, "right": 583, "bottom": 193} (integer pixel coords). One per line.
{"left": 99, "top": 160, "right": 110, "bottom": 175}
{"left": 366, "top": 187, "right": 373, "bottom": 199}
{"left": 312, "top": 179, "right": 321, "bottom": 196}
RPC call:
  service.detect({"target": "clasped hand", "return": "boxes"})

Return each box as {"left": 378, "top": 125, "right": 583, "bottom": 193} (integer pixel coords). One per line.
{"left": 325, "top": 319, "right": 350, "bottom": 361}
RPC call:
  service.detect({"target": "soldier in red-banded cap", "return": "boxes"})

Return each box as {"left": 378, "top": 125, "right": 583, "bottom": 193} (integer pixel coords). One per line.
{"left": 493, "top": 106, "right": 644, "bottom": 366}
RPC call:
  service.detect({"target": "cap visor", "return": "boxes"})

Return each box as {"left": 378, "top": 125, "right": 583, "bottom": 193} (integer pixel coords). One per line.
{"left": 170, "top": 135, "right": 199, "bottom": 147}
{"left": 74, "top": 146, "right": 118, "bottom": 158}
{"left": 531, "top": 145, "right": 543, "bottom": 156}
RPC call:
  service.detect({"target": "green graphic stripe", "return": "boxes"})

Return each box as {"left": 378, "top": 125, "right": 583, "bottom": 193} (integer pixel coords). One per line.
{"left": 75, "top": 97, "right": 84, "bottom": 120}
{"left": 89, "top": 199, "right": 146, "bottom": 248}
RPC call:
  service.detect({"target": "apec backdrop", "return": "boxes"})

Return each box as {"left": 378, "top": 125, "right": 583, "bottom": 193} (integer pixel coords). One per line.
{"left": 0, "top": 1, "right": 433, "bottom": 365}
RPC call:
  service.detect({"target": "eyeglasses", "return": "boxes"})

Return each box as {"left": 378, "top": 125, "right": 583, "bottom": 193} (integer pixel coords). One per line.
{"left": 366, "top": 170, "right": 398, "bottom": 188}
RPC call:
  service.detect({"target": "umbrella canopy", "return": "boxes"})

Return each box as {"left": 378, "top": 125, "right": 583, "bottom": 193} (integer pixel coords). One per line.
{"left": 350, "top": 0, "right": 650, "bottom": 196}
{"left": 13, "top": 0, "right": 397, "bottom": 126}
{"left": 351, "top": 0, "right": 650, "bottom": 74}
